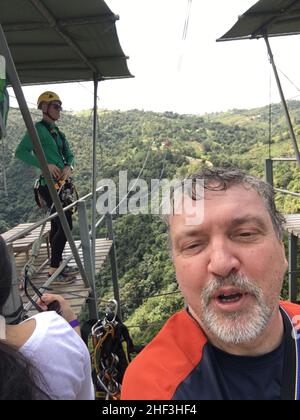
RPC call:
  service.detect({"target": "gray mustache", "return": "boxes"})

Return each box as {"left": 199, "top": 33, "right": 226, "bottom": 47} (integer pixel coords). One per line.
{"left": 202, "top": 272, "right": 262, "bottom": 305}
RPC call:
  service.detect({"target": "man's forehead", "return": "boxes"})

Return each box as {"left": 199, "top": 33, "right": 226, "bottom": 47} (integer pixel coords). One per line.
{"left": 171, "top": 212, "right": 268, "bottom": 231}
{"left": 169, "top": 185, "right": 269, "bottom": 232}
{"left": 172, "top": 183, "right": 263, "bottom": 215}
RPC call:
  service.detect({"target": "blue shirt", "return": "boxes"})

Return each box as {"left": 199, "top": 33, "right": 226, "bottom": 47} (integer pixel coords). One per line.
{"left": 207, "top": 340, "right": 285, "bottom": 400}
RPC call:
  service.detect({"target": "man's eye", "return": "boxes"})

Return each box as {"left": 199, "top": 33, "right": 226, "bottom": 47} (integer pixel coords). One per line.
{"left": 235, "top": 231, "right": 260, "bottom": 240}
{"left": 182, "top": 243, "right": 204, "bottom": 253}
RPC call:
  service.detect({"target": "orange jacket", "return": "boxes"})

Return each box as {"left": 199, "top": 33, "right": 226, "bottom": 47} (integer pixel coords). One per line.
{"left": 122, "top": 301, "right": 300, "bottom": 400}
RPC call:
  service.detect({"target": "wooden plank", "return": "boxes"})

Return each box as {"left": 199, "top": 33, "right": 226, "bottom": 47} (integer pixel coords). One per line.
{"left": 3, "top": 222, "right": 51, "bottom": 241}
{"left": 20, "top": 238, "right": 112, "bottom": 318}
{"left": 284, "top": 214, "right": 300, "bottom": 239}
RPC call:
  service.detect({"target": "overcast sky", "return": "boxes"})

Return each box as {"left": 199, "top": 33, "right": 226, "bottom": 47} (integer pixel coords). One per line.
{"left": 11, "top": 0, "right": 300, "bottom": 115}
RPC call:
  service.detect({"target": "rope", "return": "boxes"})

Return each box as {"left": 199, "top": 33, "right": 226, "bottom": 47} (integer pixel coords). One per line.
{"left": 182, "top": 0, "right": 192, "bottom": 41}
{"left": 110, "top": 140, "right": 153, "bottom": 215}
{"left": 137, "top": 144, "right": 169, "bottom": 204}
{"left": 126, "top": 321, "right": 166, "bottom": 329}
{"left": 97, "top": 112, "right": 104, "bottom": 160}
{"left": 77, "top": 81, "right": 101, "bottom": 102}
{"left": 97, "top": 289, "right": 182, "bottom": 310}
{"left": 178, "top": 0, "right": 193, "bottom": 71}
{"left": 269, "top": 68, "right": 272, "bottom": 159}
{"left": 144, "top": 290, "right": 181, "bottom": 300}
{"left": 278, "top": 67, "right": 300, "bottom": 94}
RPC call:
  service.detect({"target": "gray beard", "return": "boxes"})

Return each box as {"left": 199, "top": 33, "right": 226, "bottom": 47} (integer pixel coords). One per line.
{"left": 199, "top": 273, "right": 273, "bottom": 345}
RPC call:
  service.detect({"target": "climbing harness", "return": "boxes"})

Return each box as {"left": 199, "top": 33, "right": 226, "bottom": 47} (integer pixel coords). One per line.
{"left": 59, "top": 178, "right": 78, "bottom": 210}
{"left": 86, "top": 299, "right": 134, "bottom": 400}
{"left": 34, "top": 177, "right": 78, "bottom": 211}
{"left": 36, "top": 120, "right": 79, "bottom": 211}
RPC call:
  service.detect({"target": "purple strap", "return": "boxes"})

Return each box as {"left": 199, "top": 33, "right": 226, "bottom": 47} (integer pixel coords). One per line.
{"left": 69, "top": 319, "right": 80, "bottom": 328}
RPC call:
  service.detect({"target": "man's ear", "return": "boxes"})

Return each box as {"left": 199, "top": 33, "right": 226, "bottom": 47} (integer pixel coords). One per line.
{"left": 41, "top": 102, "right": 48, "bottom": 113}
{"left": 280, "top": 241, "right": 288, "bottom": 269}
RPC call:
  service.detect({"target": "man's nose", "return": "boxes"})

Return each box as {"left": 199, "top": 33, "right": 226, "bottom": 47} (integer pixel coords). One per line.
{"left": 207, "top": 239, "right": 241, "bottom": 278}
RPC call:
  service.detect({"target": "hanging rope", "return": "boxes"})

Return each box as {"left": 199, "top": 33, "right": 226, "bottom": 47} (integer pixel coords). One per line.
{"left": 278, "top": 67, "right": 300, "bottom": 94}
{"left": 111, "top": 139, "right": 153, "bottom": 215}
{"left": 178, "top": 0, "right": 193, "bottom": 71}
{"left": 77, "top": 81, "right": 101, "bottom": 102}
{"left": 182, "top": 0, "right": 192, "bottom": 41}
{"left": 138, "top": 143, "right": 169, "bottom": 204}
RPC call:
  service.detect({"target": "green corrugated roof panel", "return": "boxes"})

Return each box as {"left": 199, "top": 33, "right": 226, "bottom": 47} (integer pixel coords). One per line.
{"left": 0, "top": 0, "right": 133, "bottom": 84}
{"left": 217, "top": 0, "right": 300, "bottom": 41}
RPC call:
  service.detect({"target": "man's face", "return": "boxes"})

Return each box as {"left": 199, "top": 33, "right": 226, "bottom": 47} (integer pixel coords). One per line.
{"left": 42, "top": 101, "right": 62, "bottom": 120}
{"left": 49, "top": 101, "right": 62, "bottom": 119}
{"left": 170, "top": 183, "right": 288, "bottom": 345}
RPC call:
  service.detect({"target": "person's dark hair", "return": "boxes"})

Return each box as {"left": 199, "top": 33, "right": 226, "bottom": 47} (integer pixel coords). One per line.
{"left": 167, "top": 167, "right": 285, "bottom": 240}
{"left": 0, "top": 236, "right": 50, "bottom": 400}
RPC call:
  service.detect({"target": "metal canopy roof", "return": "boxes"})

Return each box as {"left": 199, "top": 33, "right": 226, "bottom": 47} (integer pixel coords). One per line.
{"left": 217, "top": 0, "right": 300, "bottom": 42}
{"left": 0, "top": 0, "right": 133, "bottom": 84}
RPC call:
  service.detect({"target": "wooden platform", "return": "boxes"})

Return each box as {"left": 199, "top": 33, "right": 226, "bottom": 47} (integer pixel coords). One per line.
{"left": 15, "top": 239, "right": 112, "bottom": 318}
{"left": 3, "top": 222, "right": 51, "bottom": 259}
{"left": 284, "top": 214, "right": 300, "bottom": 238}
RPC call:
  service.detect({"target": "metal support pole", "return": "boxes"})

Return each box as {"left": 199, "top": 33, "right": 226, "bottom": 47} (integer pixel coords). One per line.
{"left": 265, "top": 158, "right": 273, "bottom": 186}
{"left": 2, "top": 245, "right": 24, "bottom": 324}
{"left": 106, "top": 213, "right": 122, "bottom": 320}
{"left": 1, "top": 134, "right": 8, "bottom": 197}
{"left": 264, "top": 35, "right": 300, "bottom": 169}
{"left": 288, "top": 233, "right": 298, "bottom": 303}
{"left": 91, "top": 74, "right": 99, "bottom": 273}
{"left": 77, "top": 201, "right": 98, "bottom": 319}
{"left": 0, "top": 24, "right": 89, "bottom": 286}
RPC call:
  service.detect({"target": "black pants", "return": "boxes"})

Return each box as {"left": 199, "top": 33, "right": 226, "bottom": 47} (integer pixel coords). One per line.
{"left": 38, "top": 185, "right": 73, "bottom": 268}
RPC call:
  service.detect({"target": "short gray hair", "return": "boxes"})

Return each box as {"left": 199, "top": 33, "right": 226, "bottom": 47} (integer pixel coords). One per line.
{"left": 165, "top": 167, "right": 285, "bottom": 240}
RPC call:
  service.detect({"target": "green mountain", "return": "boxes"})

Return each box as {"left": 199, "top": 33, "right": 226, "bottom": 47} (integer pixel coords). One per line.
{"left": 1, "top": 103, "right": 299, "bottom": 345}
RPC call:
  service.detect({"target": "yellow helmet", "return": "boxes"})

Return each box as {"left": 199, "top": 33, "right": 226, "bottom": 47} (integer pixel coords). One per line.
{"left": 37, "top": 91, "right": 62, "bottom": 109}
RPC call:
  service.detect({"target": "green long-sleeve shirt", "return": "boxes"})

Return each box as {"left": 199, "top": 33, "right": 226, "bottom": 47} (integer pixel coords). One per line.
{"left": 15, "top": 120, "right": 75, "bottom": 171}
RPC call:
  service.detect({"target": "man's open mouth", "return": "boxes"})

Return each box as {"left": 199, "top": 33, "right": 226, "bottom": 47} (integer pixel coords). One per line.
{"left": 217, "top": 292, "right": 245, "bottom": 303}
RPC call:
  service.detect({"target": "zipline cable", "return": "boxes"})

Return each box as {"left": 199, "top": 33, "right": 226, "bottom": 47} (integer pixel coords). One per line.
{"left": 110, "top": 140, "right": 154, "bottom": 215}
{"left": 278, "top": 67, "right": 300, "bottom": 94}
{"left": 269, "top": 68, "right": 272, "bottom": 159}
{"left": 178, "top": 0, "right": 193, "bottom": 71}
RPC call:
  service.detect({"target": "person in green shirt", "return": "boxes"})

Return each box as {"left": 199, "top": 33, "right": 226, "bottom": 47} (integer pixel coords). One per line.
{"left": 15, "top": 91, "right": 78, "bottom": 284}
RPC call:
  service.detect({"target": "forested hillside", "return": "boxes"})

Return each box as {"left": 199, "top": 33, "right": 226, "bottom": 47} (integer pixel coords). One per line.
{"left": 1, "top": 102, "right": 300, "bottom": 345}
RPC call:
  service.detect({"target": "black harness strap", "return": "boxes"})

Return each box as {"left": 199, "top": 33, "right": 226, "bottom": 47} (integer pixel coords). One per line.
{"left": 280, "top": 307, "right": 297, "bottom": 400}
{"left": 40, "top": 120, "right": 67, "bottom": 164}
{"left": 24, "top": 266, "right": 62, "bottom": 315}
